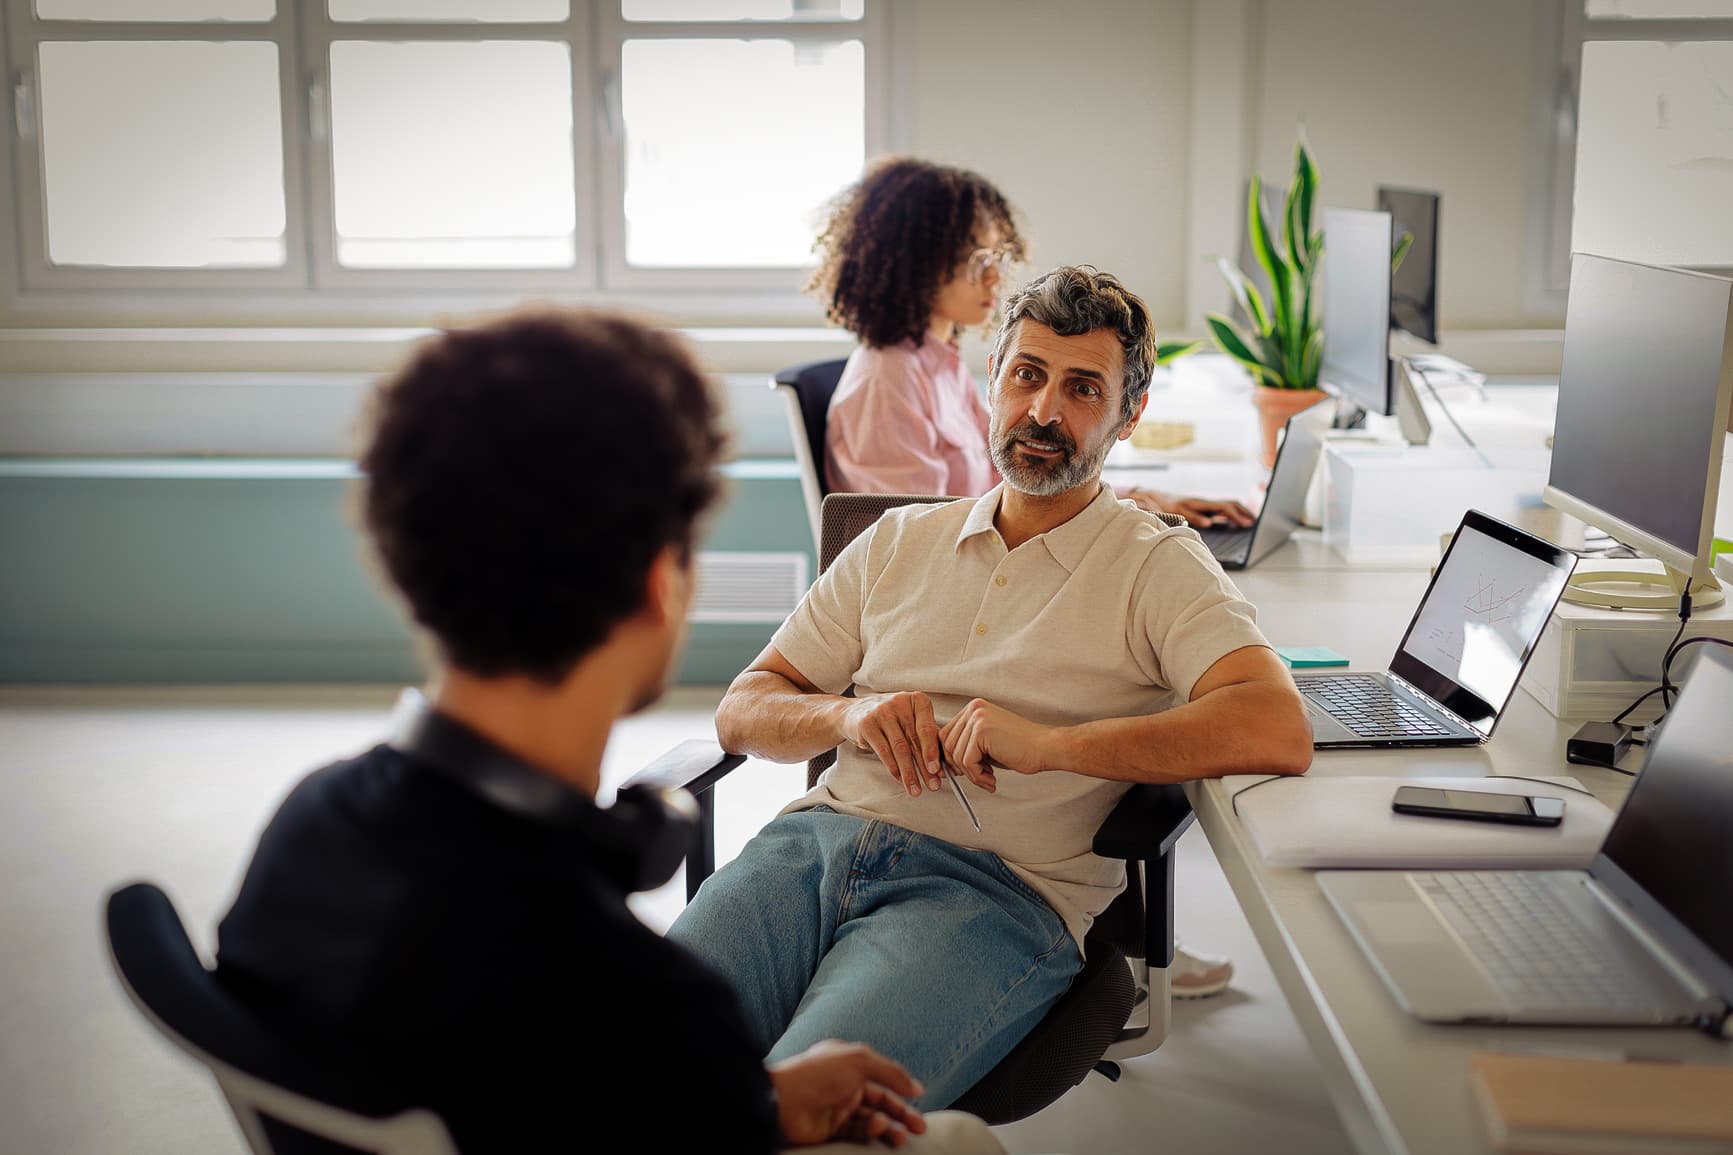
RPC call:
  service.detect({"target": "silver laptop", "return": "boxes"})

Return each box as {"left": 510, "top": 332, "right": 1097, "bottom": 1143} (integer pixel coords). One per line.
{"left": 1319, "top": 647, "right": 1733, "bottom": 1028}
{"left": 1197, "top": 407, "right": 1327, "bottom": 571}
{"left": 1296, "top": 509, "right": 1577, "bottom": 748}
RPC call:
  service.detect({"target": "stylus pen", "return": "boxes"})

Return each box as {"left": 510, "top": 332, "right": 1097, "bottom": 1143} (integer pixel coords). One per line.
{"left": 939, "top": 754, "right": 982, "bottom": 832}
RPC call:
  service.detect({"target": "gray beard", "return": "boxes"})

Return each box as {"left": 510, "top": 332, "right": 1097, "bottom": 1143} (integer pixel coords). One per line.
{"left": 988, "top": 417, "right": 1116, "bottom": 497}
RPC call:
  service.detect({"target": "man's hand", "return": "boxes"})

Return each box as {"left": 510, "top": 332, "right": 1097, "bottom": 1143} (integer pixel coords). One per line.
{"left": 939, "top": 698, "right": 1057, "bottom": 789}
{"left": 1122, "top": 487, "right": 1256, "bottom": 528}
{"left": 841, "top": 691, "right": 945, "bottom": 796}
{"left": 768, "top": 1040, "right": 927, "bottom": 1148}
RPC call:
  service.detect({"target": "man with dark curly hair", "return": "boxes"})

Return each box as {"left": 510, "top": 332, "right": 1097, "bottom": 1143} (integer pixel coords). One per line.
{"left": 810, "top": 155, "right": 1254, "bottom": 531}
{"left": 673, "top": 268, "right": 1313, "bottom": 1110}
{"left": 209, "top": 310, "right": 1013, "bottom": 1153}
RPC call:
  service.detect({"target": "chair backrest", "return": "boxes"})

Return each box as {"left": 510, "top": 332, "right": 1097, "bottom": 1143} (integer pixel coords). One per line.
{"left": 771, "top": 357, "right": 848, "bottom": 548}
{"left": 104, "top": 882, "right": 457, "bottom": 1155}
{"left": 807, "top": 492, "right": 959, "bottom": 787}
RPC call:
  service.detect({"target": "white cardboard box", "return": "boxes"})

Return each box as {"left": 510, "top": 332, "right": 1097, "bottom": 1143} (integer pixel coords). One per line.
{"left": 1519, "top": 562, "right": 1733, "bottom": 722}
{"left": 1321, "top": 443, "right": 1552, "bottom": 565}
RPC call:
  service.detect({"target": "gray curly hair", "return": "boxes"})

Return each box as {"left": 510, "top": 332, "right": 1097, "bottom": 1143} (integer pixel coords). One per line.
{"left": 988, "top": 265, "right": 1158, "bottom": 420}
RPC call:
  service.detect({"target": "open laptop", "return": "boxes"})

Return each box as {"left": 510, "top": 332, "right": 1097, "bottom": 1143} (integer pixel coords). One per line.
{"left": 1318, "top": 647, "right": 1733, "bottom": 1029}
{"left": 1296, "top": 509, "right": 1577, "bottom": 748}
{"left": 1197, "top": 408, "right": 1327, "bottom": 571}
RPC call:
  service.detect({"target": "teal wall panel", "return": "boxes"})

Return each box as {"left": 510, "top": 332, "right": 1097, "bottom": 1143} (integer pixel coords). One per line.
{"left": 0, "top": 460, "right": 811, "bottom": 685}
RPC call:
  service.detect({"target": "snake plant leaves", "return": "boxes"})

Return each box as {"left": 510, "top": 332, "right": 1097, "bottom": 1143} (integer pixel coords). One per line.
{"left": 1156, "top": 339, "right": 1205, "bottom": 366}
{"left": 1209, "top": 134, "right": 1325, "bottom": 390}
{"left": 1206, "top": 313, "right": 1287, "bottom": 387}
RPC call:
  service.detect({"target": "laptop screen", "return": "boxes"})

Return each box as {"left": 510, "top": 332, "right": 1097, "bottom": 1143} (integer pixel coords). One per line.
{"left": 1592, "top": 649, "right": 1733, "bottom": 1000}
{"left": 1246, "top": 411, "right": 1326, "bottom": 562}
{"left": 1387, "top": 511, "right": 1576, "bottom": 736}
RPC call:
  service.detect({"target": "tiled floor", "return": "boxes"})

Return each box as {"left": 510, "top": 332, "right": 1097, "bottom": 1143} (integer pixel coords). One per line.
{"left": 0, "top": 685, "right": 1348, "bottom": 1155}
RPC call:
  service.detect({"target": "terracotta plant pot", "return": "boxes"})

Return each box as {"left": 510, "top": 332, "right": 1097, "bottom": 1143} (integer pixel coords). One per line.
{"left": 1251, "top": 385, "right": 1329, "bottom": 469}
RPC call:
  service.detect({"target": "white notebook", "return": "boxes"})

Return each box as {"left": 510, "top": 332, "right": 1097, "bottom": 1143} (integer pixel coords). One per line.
{"left": 1226, "top": 775, "right": 1615, "bottom": 869}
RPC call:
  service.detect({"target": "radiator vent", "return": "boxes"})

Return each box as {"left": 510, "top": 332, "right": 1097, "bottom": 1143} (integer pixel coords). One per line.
{"left": 691, "top": 551, "right": 809, "bottom": 623}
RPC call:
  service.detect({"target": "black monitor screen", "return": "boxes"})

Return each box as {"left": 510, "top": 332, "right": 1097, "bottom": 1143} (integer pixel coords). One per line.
{"left": 1321, "top": 208, "right": 1394, "bottom": 416}
{"left": 1595, "top": 649, "right": 1733, "bottom": 985}
{"left": 1550, "top": 255, "right": 1731, "bottom": 560}
{"left": 1379, "top": 187, "right": 1439, "bottom": 345}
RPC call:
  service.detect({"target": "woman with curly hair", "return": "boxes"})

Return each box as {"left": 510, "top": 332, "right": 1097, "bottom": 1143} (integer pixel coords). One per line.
{"left": 809, "top": 156, "right": 1252, "bottom": 529}
{"left": 805, "top": 158, "right": 1242, "bottom": 998}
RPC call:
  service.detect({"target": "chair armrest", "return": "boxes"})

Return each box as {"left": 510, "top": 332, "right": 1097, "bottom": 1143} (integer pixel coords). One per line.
{"left": 1091, "top": 783, "right": 1194, "bottom": 861}
{"left": 619, "top": 739, "right": 744, "bottom": 797}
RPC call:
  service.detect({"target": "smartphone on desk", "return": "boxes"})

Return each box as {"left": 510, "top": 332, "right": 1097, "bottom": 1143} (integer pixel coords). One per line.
{"left": 1391, "top": 786, "right": 1565, "bottom": 827}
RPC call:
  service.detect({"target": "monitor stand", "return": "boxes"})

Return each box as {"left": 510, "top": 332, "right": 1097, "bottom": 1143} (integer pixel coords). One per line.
{"left": 1561, "top": 562, "right": 1725, "bottom": 611}
{"left": 1330, "top": 359, "right": 1445, "bottom": 447}
{"left": 1392, "top": 358, "right": 1432, "bottom": 446}
{"left": 1330, "top": 396, "right": 1368, "bottom": 431}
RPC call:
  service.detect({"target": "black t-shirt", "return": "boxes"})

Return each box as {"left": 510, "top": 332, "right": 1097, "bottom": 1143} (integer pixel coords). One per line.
{"left": 215, "top": 744, "right": 780, "bottom": 1153}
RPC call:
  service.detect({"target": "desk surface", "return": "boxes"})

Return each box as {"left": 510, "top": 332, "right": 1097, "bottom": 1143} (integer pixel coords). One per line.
{"left": 1199, "top": 556, "right": 1733, "bottom": 1155}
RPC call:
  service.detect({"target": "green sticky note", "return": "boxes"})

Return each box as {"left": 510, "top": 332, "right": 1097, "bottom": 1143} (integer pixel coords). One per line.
{"left": 1276, "top": 645, "right": 1350, "bottom": 668}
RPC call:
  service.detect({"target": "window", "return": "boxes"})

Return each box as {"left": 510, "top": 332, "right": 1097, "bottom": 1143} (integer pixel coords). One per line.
{"left": 2, "top": 0, "right": 885, "bottom": 301}
{"left": 1541, "top": 0, "right": 1733, "bottom": 294}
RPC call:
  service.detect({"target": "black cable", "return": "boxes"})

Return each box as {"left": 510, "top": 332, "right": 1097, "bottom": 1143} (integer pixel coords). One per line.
{"left": 1662, "top": 636, "right": 1733, "bottom": 697}
{"left": 1607, "top": 591, "right": 1691, "bottom": 724}
{"left": 1229, "top": 774, "right": 1291, "bottom": 816}
{"left": 1485, "top": 774, "right": 1602, "bottom": 796}
{"left": 1612, "top": 685, "right": 1668, "bottom": 727}
{"left": 1658, "top": 591, "right": 1692, "bottom": 711}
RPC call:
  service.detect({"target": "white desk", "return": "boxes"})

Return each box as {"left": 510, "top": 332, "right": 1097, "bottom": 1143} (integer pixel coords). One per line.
{"left": 1194, "top": 552, "right": 1733, "bottom": 1155}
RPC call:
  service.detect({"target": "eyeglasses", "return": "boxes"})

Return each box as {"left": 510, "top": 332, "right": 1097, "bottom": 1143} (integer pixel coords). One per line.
{"left": 964, "top": 245, "right": 1016, "bottom": 285}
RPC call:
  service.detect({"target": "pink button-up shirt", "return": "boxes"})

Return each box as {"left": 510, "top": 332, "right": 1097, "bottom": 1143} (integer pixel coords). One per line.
{"left": 824, "top": 334, "right": 1000, "bottom": 497}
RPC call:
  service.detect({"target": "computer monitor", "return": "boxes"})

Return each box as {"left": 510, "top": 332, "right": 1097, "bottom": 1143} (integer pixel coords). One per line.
{"left": 1544, "top": 253, "right": 1733, "bottom": 608}
{"left": 1378, "top": 187, "right": 1440, "bottom": 345}
{"left": 1321, "top": 208, "right": 1395, "bottom": 417}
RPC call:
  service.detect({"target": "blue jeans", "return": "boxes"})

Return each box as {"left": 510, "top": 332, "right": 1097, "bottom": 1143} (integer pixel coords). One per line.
{"left": 668, "top": 807, "right": 1082, "bottom": 1110}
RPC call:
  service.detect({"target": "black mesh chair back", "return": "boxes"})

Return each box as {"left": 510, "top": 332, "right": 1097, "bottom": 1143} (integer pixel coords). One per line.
{"left": 104, "top": 882, "right": 456, "bottom": 1155}
{"left": 771, "top": 357, "right": 849, "bottom": 548}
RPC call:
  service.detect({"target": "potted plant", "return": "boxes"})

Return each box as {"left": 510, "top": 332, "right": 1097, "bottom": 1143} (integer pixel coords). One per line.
{"left": 1206, "top": 140, "right": 1411, "bottom": 468}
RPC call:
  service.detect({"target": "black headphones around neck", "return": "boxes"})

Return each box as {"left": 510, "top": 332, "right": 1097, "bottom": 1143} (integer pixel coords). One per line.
{"left": 388, "top": 690, "right": 697, "bottom": 895}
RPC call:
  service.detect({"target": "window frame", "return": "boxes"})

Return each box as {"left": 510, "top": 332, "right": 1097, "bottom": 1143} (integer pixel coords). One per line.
{"left": 0, "top": 0, "right": 888, "bottom": 313}
{"left": 1538, "top": 0, "right": 1733, "bottom": 305}
{"left": 3, "top": 4, "right": 313, "bottom": 292}
{"left": 298, "top": 3, "right": 599, "bottom": 291}
{"left": 593, "top": 3, "right": 889, "bottom": 292}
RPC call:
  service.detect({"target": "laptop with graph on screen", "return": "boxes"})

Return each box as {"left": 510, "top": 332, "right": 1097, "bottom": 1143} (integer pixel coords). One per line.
{"left": 1295, "top": 509, "right": 1577, "bottom": 748}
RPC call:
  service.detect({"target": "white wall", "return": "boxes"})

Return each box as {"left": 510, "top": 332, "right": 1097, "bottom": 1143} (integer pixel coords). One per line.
{"left": 1250, "top": 0, "right": 1562, "bottom": 332}
{"left": 898, "top": 0, "right": 1195, "bottom": 334}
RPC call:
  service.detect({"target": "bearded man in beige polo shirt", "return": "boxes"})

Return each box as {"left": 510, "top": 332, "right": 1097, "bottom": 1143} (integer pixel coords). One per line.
{"left": 669, "top": 265, "right": 1313, "bottom": 1110}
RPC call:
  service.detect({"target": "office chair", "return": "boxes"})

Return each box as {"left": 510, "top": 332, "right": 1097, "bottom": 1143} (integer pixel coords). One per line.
{"left": 104, "top": 882, "right": 457, "bottom": 1155}
{"left": 623, "top": 492, "right": 1197, "bottom": 1125}
{"left": 770, "top": 357, "right": 849, "bottom": 549}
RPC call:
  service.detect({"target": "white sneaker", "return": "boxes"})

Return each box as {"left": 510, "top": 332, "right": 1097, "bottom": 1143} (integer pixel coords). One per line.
{"left": 1169, "top": 942, "right": 1233, "bottom": 998}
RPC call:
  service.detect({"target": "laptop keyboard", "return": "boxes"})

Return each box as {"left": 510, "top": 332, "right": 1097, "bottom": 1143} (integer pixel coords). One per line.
{"left": 1412, "top": 872, "right": 1655, "bottom": 1009}
{"left": 1202, "top": 526, "right": 1254, "bottom": 561}
{"left": 1301, "top": 674, "right": 1456, "bottom": 738}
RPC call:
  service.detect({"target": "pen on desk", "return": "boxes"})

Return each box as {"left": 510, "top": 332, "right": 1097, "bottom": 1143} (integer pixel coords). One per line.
{"left": 939, "top": 754, "right": 982, "bottom": 832}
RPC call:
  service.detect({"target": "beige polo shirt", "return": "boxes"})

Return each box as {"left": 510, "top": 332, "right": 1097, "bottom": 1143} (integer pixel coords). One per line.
{"left": 769, "top": 482, "right": 1270, "bottom": 948}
